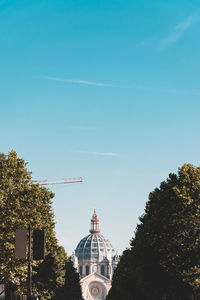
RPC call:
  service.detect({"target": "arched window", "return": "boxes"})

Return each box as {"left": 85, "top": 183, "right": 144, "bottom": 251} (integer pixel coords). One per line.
{"left": 101, "top": 265, "right": 105, "bottom": 276}
{"left": 79, "top": 266, "right": 82, "bottom": 275}
{"left": 86, "top": 265, "right": 90, "bottom": 275}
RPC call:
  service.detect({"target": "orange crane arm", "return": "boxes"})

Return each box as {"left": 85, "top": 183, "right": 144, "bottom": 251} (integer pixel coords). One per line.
{"left": 32, "top": 177, "right": 83, "bottom": 185}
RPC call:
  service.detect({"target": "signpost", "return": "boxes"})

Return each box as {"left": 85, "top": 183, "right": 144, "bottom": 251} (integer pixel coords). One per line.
{"left": 15, "top": 227, "right": 45, "bottom": 299}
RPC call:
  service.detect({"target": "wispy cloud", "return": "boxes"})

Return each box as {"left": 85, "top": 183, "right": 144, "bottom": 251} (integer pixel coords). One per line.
{"left": 74, "top": 150, "right": 120, "bottom": 157}
{"left": 159, "top": 13, "right": 198, "bottom": 49}
{"left": 69, "top": 125, "right": 102, "bottom": 130}
{"left": 40, "top": 76, "right": 126, "bottom": 88}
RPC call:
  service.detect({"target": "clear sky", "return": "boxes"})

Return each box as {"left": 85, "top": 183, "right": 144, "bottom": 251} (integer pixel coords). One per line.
{"left": 1, "top": 0, "right": 200, "bottom": 255}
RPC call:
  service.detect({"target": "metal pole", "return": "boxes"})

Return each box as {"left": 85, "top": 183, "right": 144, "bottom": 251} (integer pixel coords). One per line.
{"left": 28, "top": 224, "right": 32, "bottom": 298}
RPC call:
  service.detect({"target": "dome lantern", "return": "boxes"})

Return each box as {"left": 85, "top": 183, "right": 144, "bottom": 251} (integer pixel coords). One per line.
{"left": 90, "top": 208, "right": 100, "bottom": 234}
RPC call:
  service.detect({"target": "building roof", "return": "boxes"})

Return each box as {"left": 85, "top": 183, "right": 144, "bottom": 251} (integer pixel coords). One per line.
{"left": 75, "top": 209, "right": 116, "bottom": 261}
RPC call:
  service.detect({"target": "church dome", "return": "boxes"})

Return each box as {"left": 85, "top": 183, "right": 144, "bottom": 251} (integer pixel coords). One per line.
{"left": 75, "top": 233, "right": 115, "bottom": 260}
{"left": 73, "top": 209, "right": 119, "bottom": 300}
{"left": 75, "top": 209, "right": 116, "bottom": 261}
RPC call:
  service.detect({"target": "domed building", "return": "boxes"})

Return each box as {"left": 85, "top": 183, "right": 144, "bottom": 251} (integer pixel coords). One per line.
{"left": 73, "top": 209, "right": 119, "bottom": 300}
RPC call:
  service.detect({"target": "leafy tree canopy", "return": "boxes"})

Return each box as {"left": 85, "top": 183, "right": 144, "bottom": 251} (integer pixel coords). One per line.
{"left": 33, "top": 246, "right": 67, "bottom": 299}
{"left": 108, "top": 164, "right": 200, "bottom": 300}
{"left": 54, "top": 258, "right": 83, "bottom": 300}
{"left": 0, "top": 151, "right": 66, "bottom": 299}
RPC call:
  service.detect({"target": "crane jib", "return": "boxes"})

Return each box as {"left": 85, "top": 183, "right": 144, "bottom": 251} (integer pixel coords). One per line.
{"left": 32, "top": 177, "right": 83, "bottom": 185}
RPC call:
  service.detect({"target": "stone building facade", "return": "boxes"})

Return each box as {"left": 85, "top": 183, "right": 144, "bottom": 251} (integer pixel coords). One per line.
{"left": 73, "top": 209, "right": 119, "bottom": 300}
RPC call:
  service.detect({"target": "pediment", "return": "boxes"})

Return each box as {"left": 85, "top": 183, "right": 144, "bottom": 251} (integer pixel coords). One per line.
{"left": 80, "top": 272, "right": 111, "bottom": 283}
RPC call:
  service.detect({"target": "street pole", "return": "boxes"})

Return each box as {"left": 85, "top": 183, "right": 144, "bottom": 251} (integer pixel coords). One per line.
{"left": 28, "top": 224, "right": 32, "bottom": 298}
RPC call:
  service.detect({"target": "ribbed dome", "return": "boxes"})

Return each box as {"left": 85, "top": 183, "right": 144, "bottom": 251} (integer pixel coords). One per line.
{"left": 75, "top": 233, "right": 115, "bottom": 260}
{"left": 75, "top": 209, "right": 117, "bottom": 261}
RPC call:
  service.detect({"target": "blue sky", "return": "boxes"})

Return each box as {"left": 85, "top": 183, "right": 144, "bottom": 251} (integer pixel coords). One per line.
{"left": 1, "top": 0, "right": 200, "bottom": 254}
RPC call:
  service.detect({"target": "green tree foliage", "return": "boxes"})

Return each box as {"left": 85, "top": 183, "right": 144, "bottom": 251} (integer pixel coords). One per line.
{"left": 33, "top": 246, "right": 67, "bottom": 299}
{"left": 107, "top": 164, "right": 200, "bottom": 300}
{"left": 0, "top": 151, "right": 66, "bottom": 299}
{"left": 107, "top": 249, "right": 136, "bottom": 300}
{"left": 54, "top": 258, "right": 83, "bottom": 300}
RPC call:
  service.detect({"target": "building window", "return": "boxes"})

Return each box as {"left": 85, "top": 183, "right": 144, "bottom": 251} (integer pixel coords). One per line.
{"left": 86, "top": 265, "right": 90, "bottom": 275}
{"left": 108, "top": 265, "right": 110, "bottom": 274}
{"left": 79, "top": 266, "right": 82, "bottom": 275}
{"left": 101, "top": 265, "right": 105, "bottom": 276}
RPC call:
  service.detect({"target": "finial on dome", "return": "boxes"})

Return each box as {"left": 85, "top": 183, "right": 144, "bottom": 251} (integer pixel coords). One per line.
{"left": 90, "top": 207, "right": 100, "bottom": 234}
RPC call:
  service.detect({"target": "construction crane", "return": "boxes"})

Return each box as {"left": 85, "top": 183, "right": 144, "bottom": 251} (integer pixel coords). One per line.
{"left": 32, "top": 177, "right": 83, "bottom": 186}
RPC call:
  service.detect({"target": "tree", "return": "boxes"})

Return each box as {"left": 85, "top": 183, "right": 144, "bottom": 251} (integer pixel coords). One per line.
{"left": 33, "top": 246, "right": 67, "bottom": 299}
{"left": 108, "top": 164, "right": 200, "bottom": 300}
{"left": 107, "top": 249, "right": 137, "bottom": 300}
{"left": 54, "top": 258, "right": 83, "bottom": 300}
{"left": 0, "top": 151, "right": 65, "bottom": 299}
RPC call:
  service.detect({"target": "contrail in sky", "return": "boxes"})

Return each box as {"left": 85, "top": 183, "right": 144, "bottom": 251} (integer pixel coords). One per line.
{"left": 36, "top": 75, "right": 200, "bottom": 96}
{"left": 42, "top": 76, "right": 125, "bottom": 88}
{"left": 74, "top": 151, "right": 120, "bottom": 157}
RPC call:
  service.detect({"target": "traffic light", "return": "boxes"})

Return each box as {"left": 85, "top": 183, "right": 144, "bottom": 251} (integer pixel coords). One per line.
{"left": 33, "top": 230, "right": 45, "bottom": 260}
